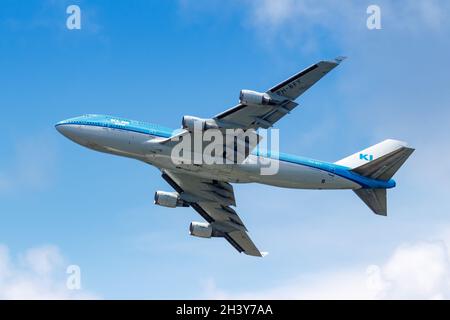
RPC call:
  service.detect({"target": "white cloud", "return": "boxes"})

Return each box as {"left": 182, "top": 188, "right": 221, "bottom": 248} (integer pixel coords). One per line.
{"left": 240, "top": 0, "right": 450, "bottom": 51}
{"left": 0, "top": 244, "right": 97, "bottom": 299}
{"left": 390, "top": 0, "right": 450, "bottom": 33}
{"left": 178, "top": 0, "right": 450, "bottom": 55}
{"left": 369, "top": 241, "right": 450, "bottom": 299}
{"left": 204, "top": 239, "right": 450, "bottom": 299}
{"left": 251, "top": 0, "right": 297, "bottom": 27}
{"left": 203, "top": 270, "right": 373, "bottom": 299}
{"left": 246, "top": 0, "right": 450, "bottom": 30}
{"left": 21, "top": 245, "right": 64, "bottom": 276}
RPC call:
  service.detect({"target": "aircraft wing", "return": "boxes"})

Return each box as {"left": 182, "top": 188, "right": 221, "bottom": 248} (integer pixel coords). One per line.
{"left": 161, "top": 170, "right": 265, "bottom": 257}
{"left": 214, "top": 57, "right": 346, "bottom": 130}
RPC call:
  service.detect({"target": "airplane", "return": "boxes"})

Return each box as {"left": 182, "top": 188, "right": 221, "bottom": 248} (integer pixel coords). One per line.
{"left": 55, "top": 57, "right": 414, "bottom": 257}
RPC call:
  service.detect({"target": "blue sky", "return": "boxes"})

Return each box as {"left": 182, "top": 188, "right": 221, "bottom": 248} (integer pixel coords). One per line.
{"left": 1, "top": 0, "right": 450, "bottom": 299}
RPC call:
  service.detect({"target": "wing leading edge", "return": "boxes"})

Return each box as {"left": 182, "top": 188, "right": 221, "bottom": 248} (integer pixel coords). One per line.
{"left": 215, "top": 57, "right": 346, "bottom": 130}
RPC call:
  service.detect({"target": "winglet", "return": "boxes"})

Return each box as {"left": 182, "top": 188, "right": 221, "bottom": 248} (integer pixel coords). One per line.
{"left": 334, "top": 56, "right": 347, "bottom": 64}
{"left": 261, "top": 251, "right": 269, "bottom": 257}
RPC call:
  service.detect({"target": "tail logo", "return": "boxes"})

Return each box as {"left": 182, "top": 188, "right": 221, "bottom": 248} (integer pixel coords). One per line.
{"left": 359, "top": 153, "right": 374, "bottom": 161}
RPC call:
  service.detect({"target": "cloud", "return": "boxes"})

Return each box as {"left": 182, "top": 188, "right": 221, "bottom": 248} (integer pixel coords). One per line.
{"left": 21, "top": 246, "right": 64, "bottom": 276}
{"left": 388, "top": 0, "right": 450, "bottom": 33}
{"left": 238, "top": 0, "right": 450, "bottom": 51}
{"left": 203, "top": 270, "right": 373, "bottom": 299}
{"left": 372, "top": 241, "right": 450, "bottom": 299}
{"left": 0, "top": 244, "right": 97, "bottom": 299}
{"left": 246, "top": 0, "right": 450, "bottom": 31}
{"left": 204, "top": 239, "right": 450, "bottom": 299}
{"left": 177, "top": 0, "right": 450, "bottom": 56}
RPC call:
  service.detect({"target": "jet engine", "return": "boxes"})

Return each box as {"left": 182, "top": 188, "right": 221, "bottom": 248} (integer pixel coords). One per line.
{"left": 189, "top": 222, "right": 216, "bottom": 238}
{"left": 239, "top": 90, "right": 276, "bottom": 105}
{"left": 182, "top": 116, "right": 219, "bottom": 131}
{"left": 154, "top": 191, "right": 186, "bottom": 208}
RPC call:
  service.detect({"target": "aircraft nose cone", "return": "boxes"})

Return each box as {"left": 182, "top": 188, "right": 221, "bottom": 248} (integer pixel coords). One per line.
{"left": 55, "top": 123, "right": 63, "bottom": 134}
{"left": 55, "top": 116, "right": 94, "bottom": 148}
{"left": 55, "top": 122, "right": 69, "bottom": 137}
{"left": 55, "top": 120, "right": 83, "bottom": 143}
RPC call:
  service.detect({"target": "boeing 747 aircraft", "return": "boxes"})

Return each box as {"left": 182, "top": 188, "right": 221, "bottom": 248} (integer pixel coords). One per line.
{"left": 56, "top": 57, "right": 414, "bottom": 257}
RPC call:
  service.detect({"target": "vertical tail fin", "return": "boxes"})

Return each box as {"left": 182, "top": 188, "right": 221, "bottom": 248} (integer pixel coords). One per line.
{"left": 335, "top": 139, "right": 415, "bottom": 181}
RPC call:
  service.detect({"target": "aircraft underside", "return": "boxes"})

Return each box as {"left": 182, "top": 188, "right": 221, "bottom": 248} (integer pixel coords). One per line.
{"left": 56, "top": 56, "right": 413, "bottom": 256}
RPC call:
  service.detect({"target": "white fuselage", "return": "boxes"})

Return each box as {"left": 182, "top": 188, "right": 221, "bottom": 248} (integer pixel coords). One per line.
{"left": 56, "top": 122, "right": 361, "bottom": 190}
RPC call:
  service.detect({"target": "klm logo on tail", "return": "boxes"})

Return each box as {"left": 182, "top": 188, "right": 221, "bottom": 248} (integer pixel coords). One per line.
{"left": 359, "top": 153, "right": 374, "bottom": 161}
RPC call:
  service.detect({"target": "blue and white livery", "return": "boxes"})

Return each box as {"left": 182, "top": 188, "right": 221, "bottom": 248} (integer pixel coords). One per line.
{"left": 56, "top": 57, "right": 414, "bottom": 257}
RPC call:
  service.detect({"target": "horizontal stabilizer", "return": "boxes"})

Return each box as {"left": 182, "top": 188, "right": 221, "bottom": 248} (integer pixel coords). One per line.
{"left": 354, "top": 188, "right": 387, "bottom": 216}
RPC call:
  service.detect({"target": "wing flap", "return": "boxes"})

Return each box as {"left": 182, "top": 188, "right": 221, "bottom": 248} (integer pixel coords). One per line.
{"left": 162, "top": 170, "right": 265, "bottom": 257}
{"left": 165, "top": 171, "right": 236, "bottom": 206}
{"left": 215, "top": 100, "right": 298, "bottom": 130}
{"left": 226, "top": 230, "right": 262, "bottom": 257}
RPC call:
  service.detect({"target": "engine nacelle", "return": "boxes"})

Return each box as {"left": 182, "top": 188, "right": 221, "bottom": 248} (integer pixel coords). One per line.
{"left": 239, "top": 90, "right": 274, "bottom": 105}
{"left": 154, "top": 191, "right": 184, "bottom": 208}
{"left": 189, "top": 222, "right": 214, "bottom": 238}
{"left": 182, "top": 116, "right": 219, "bottom": 131}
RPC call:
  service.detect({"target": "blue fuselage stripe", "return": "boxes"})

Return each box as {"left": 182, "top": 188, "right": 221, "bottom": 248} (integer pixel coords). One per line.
{"left": 56, "top": 115, "right": 396, "bottom": 189}
{"left": 55, "top": 116, "right": 173, "bottom": 138}
{"left": 253, "top": 150, "right": 395, "bottom": 189}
